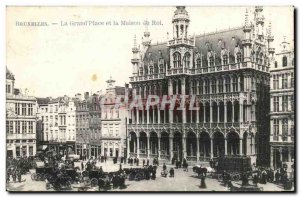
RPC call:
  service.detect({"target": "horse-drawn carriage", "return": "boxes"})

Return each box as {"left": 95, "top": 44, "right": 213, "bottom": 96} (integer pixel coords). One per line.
{"left": 214, "top": 156, "right": 252, "bottom": 181}
{"left": 31, "top": 166, "right": 58, "bottom": 181}
{"left": 45, "top": 172, "right": 73, "bottom": 191}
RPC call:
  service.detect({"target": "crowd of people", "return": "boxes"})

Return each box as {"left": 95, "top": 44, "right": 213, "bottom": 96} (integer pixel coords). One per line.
{"left": 6, "top": 156, "right": 37, "bottom": 183}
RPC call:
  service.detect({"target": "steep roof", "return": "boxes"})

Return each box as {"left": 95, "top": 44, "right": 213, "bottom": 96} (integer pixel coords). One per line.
{"left": 142, "top": 26, "right": 244, "bottom": 66}
{"left": 37, "top": 97, "right": 51, "bottom": 105}
{"left": 6, "top": 67, "right": 15, "bottom": 80}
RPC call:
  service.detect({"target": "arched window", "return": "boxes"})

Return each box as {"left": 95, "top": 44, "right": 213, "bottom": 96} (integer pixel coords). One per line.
{"left": 256, "top": 51, "right": 259, "bottom": 64}
{"left": 159, "top": 64, "right": 164, "bottom": 73}
{"left": 204, "top": 79, "right": 210, "bottom": 94}
{"left": 225, "top": 76, "right": 231, "bottom": 92}
{"left": 282, "top": 56, "right": 287, "bottom": 67}
{"left": 199, "top": 80, "right": 203, "bottom": 94}
{"left": 154, "top": 64, "right": 158, "bottom": 73}
{"left": 183, "top": 52, "right": 191, "bottom": 67}
{"left": 236, "top": 52, "right": 242, "bottom": 63}
{"left": 275, "top": 61, "right": 278, "bottom": 68}
{"left": 149, "top": 66, "right": 153, "bottom": 74}
{"left": 223, "top": 55, "right": 228, "bottom": 65}
{"left": 196, "top": 57, "right": 201, "bottom": 68}
{"left": 139, "top": 67, "right": 144, "bottom": 76}
{"left": 192, "top": 80, "right": 197, "bottom": 94}
{"left": 218, "top": 78, "right": 223, "bottom": 93}
{"left": 173, "top": 52, "right": 181, "bottom": 68}
{"left": 209, "top": 56, "right": 214, "bottom": 67}
{"left": 232, "top": 75, "right": 238, "bottom": 92}
{"left": 211, "top": 78, "right": 216, "bottom": 94}
{"left": 259, "top": 53, "right": 263, "bottom": 65}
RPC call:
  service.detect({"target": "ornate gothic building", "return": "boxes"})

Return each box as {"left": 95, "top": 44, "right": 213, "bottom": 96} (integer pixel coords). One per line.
{"left": 128, "top": 6, "right": 272, "bottom": 165}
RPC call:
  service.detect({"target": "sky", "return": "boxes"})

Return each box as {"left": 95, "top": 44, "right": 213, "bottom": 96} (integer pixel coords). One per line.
{"left": 6, "top": 6, "right": 294, "bottom": 98}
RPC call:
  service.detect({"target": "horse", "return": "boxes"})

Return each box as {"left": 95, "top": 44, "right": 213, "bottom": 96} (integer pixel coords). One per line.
{"left": 193, "top": 165, "right": 208, "bottom": 177}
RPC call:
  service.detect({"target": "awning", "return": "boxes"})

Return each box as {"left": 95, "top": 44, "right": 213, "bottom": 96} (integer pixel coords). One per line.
{"left": 38, "top": 145, "right": 48, "bottom": 150}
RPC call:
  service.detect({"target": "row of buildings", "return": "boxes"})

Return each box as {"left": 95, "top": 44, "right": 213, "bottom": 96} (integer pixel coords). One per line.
{"left": 6, "top": 70, "right": 129, "bottom": 159}
{"left": 6, "top": 6, "right": 294, "bottom": 170}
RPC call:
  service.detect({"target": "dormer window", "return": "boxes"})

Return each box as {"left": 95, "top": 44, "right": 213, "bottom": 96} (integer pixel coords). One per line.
{"left": 159, "top": 64, "right": 164, "bottom": 73}
{"left": 173, "top": 52, "right": 181, "bottom": 68}
{"left": 282, "top": 56, "right": 287, "bottom": 67}
{"left": 236, "top": 52, "right": 242, "bottom": 63}
{"left": 149, "top": 66, "right": 153, "bottom": 74}
{"left": 223, "top": 55, "right": 228, "bottom": 65}
{"left": 196, "top": 57, "right": 201, "bottom": 68}
{"left": 139, "top": 67, "right": 144, "bottom": 76}
{"left": 183, "top": 52, "right": 191, "bottom": 67}
{"left": 209, "top": 56, "right": 214, "bottom": 67}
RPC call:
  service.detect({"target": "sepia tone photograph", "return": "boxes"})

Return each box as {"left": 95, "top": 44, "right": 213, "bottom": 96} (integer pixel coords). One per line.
{"left": 5, "top": 5, "right": 295, "bottom": 192}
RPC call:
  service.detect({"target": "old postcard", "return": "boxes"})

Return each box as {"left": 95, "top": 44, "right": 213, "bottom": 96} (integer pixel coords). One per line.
{"left": 6, "top": 6, "right": 295, "bottom": 192}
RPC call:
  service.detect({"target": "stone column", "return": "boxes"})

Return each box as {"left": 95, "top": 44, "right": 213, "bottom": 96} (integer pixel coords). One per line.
{"left": 158, "top": 106, "right": 161, "bottom": 124}
{"left": 196, "top": 102, "right": 200, "bottom": 123}
{"left": 169, "top": 110, "right": 173, "bottom": 123}
{"left": 183, "top": 109, "right": 186, "bottom": 123}
{"left": 147, "top": 135, "right": 150, "bottom": 158}
{"left": 147, "top": 109, "right": 149, "bottom": 124}
{"left": 196, "top": 134, "right": 200, "bottom": 162}
{"left": 142, "top": 109, "right": 145, "bottom": 124}
{"left": 217, "top": 103, "right": 220, "bottom": 123}
{"left": 224, "top": 103, "right": 227, "bottom": 124}
{"left": 136, "top": 109, "right": 139, "bottom": 124}
{"left": 210, "top": 138, "right": 214, "bottom": 159}
{"left": 137, "top": 136, "right": 140, "bottom": 158}
{"left": 170, "top": 136, "right": 173, "bottom": 160}
{"left": 203, "top": 105, "right": 206, "bottom": 123}
{"left": 182, "top": 77, "right": 186, "bottom": 95}
{"left": 270, "top": 146, "right": 274, "bottom": 169}
{"left": 279, "top": 148, "right": 283, "bottom": 162}
{"left": 225, "top": 138, "right": 228, "bottom": 155}
{"left": 232, "top": 103, "right": 235, "bottom": 123}
{"left": 240, "top": 102, "right": 243, "bottom": 123}
{"left": 239, "top": 138, "right": 243, "bottom": 155}
{"left": 158, "top": 136, "right": 161, "bottom": 159}
{"left": 182, "top": 134, "right": 187, "bottom": 159}
{"left": 210, "top": 103, "right": 213, "bottom": 123}
{"left": 288, "top": 147, "right": 291, "bottom": 162}
{"left": 127, "top": 136, "right": 130, "bottom": 157}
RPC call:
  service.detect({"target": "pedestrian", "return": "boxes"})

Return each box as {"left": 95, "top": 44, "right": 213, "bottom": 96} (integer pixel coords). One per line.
{"left": 253, "top": 174, "right": 258, "bottom": 186}
{"left": 136, "top": 158, "right": 139, "bottom": 166}
{"left": 143, "top": 159, "right": 145, "bottom": 167}
{"left": 200, "top": 175, "right": 207, "bottom": 188}
{"left": 134, "top": 157, "right": 136, "bottom": 164}
{"left": 12, "top": 169, "right": 17, "bottom": 182}
{"left": 169, "top": 168, "right": 174, "bottom": 177}
{"left": 163, "top": 163, "right": 167, "bottom": 171}
{"left": 6, "top": 168, "right": 11, "bottom": 183}
{"left": 17, "top": 169, "right": 22, "bottom": 182}
{"left": 275, "top": 169, "right": 280, "bottom": 183}
{"left": 147, "top": 159, "right": 149, "bottom": 166}
{"left": 81, "top": 161, "right": 84, "bottom": 171}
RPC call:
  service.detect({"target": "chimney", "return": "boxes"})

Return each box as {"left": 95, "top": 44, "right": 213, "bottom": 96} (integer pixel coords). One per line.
{"left": 75, "top": 93, "right": 82, "bottom": 101}
{"left": 84, "top": 92, "right": 89, "bottom": 100}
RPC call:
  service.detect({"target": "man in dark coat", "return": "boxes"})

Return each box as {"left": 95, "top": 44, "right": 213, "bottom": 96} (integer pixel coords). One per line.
{"left": 200, "top": 175, "right": 207, "bottom": 188}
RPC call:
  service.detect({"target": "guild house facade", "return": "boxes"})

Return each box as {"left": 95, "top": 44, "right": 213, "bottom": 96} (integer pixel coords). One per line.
{"left": 6, "top": 68, "right": 37, "bottom": 158}
{"left": 269, "top": 38, "right": 294, "bottom": 170}
{"left": 128, "top": 6, "right": 272, "bottom": 165}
